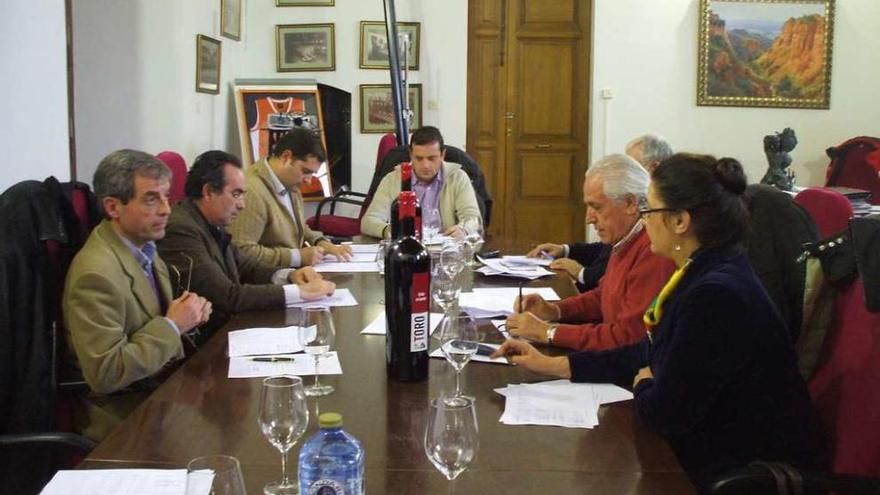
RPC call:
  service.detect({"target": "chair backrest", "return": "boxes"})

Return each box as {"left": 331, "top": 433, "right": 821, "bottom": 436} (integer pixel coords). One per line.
{"left": 376, "top": 133, "right": 397, "bottom": 169}
{"left": 156, "top": 151, "right": 187, "bottom": 204}
{"left": 794, "top": 187, "right": 853, "bottom": 238}
{"left": 825, "top": 136, "right": 880, "bottom": 205}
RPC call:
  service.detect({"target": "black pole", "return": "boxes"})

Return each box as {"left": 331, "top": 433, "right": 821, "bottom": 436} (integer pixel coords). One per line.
{"left": 383, "top": 0, "right": 408, "bottom": 147}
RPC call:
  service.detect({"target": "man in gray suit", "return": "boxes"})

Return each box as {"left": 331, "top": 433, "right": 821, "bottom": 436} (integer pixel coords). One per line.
{"left": 63, "top": 149, "right": 212, "bottom": 441}
{"left": 158, "top": 150, "right": 335, "bottom": 334}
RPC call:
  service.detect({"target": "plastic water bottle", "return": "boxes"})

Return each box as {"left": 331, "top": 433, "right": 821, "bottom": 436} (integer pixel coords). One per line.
{"left": 298, "top": 412, "right": 365, "bottom": 495}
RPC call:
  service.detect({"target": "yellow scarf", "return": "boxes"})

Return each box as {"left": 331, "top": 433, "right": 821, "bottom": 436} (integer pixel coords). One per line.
{"left": 643, "top": 259, "right": 692, "bottom": 330}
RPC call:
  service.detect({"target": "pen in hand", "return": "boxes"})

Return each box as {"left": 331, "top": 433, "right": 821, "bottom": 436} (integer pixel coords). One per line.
{"left": 250, "top": 357, "right": 296, "bottom": 362}
{"left": 518, "top": 283, "right": 523, "bottom": 314}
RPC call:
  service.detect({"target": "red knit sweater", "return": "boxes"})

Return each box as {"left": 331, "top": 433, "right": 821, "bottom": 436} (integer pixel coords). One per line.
{"left": 554, "top": 228, "right": 675, "bottom": 351}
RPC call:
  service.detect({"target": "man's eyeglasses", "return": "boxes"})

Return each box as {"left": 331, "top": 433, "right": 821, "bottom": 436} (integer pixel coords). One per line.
{"left": 638, "top": 207, "right": 677, "bottom": 218}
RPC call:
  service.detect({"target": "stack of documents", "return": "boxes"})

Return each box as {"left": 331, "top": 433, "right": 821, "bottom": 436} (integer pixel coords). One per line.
{"left": 495, "top": 380, "right": 633, "bottom": 429}
{"left": 459, "top": 287, "right": 559, "bottom": 318}
{"left": 40, "top": 469, "right": 202, "bottom": 495}
{"left": 476, "top": 256, "right": 554, "bottom": 279}
{"left": 226, "top": 325, "right": 343, "bottom": 378}
{"left": 287, "top": 288, "right": 358, "bottom": 308}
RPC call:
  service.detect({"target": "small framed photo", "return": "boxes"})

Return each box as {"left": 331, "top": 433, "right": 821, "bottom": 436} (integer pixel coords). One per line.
{"left": 359, "top": 21, "right": 420, "bottom": 70}
{"left": 195, "top": 34, "right": 221, "bottom": 94}
{"left": 359, "top": 84, "right": 422, "bottom": 134}
{"left": 697, "top": 0, "right": 835, "bottom": 109}
{"left": 220, "top": 0, "right": 242, "bottom": 41}
{"left": 276, "top": 0, "right": 334, "bottom": 6}
{"left": 276, "top": 24, "right": 335, "bottom": 72}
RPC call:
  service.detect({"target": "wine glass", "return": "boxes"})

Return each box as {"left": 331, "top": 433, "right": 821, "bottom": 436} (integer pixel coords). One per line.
{"left": 258, "top": 376, "right": 309, "bottom": 495}
{"left": 424, "top": 396, "right": 479, "bottom": 483}
{"left": 298, "top": 307, "right": 336, "bottom": 397}
{"left": 432, "top": 274, "right": 461, "bottom": 315}
{"left": 424, "top": 207, "right": 441, "bottom": 241}
{"left": 461, "top": 218, "right": 484, "bottom": 267}
{"left": 375, "top": 240, "right": 391, "bottom": 277}
{"left": 440, "top": 240, "right": 465, "bottom": 280}
{"left": 438, "top": 315, "right": 479, "bottom": 403}
{"left": 186, "top": 455, "right": 246, "bottom": 495}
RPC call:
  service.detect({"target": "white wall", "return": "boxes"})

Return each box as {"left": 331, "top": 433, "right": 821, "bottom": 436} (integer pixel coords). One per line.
{"left": 0, "top": 0, "right": 70, "bottom": 191}
{"left": 590, "top": 0, "right": 880, "bottom": 186}
{"left": 73, "top": 0, "right": 468, "bottom": 193}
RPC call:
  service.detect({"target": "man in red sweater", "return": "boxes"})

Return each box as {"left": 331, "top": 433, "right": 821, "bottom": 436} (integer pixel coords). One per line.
{"left": 507, "top": 154, "right": 675, "bottom": 351}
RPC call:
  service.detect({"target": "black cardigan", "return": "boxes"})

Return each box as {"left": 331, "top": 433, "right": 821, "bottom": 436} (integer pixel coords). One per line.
{"left": 568, "top": 247, "right": 828, "bottom": 492}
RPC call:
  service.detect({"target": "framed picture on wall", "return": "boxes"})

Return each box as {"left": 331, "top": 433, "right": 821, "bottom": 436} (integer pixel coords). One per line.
{"left": 359, "top": 84, "right": 422, "bottom": 134}
{"left": 220, "top": 0, "right": 242, "bottom": 41}
{"left": 232, "top": 80, "right": 332, "bottom": 199}
{"left": 697, "top": 0, "right": 835, "bottom": 109}
{"left": 195, "top": 34, "right": 221, "bottom": 94}
{"left": 276, "top": 24, "right": 336, "bottom": 72}
{"left": 276, "top": 0, "right": 334, "bottom": 6}
{"left": 359, "top": 21, "right": 420, "bottom": 70}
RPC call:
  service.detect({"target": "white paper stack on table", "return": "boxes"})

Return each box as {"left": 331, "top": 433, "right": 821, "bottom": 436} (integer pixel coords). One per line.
{"left": 226, "top": 325, "right": 343, "bottom": 378}
{"left": 459, "top": 287, "right": 559, "bottom": 318}
{"left": 361, "top": 312, "right": 445, "bottom": 335}
{"left": 39, "top": 469, "right": 202, "bottom": 495}
{"left": 287, "top": 288, "right": 358, "bottom": 308}
{"left": 476, "top": 256, "right": 554, "bottom": 279}
{"left": 495, "top": 379, "right": 633, "bottom": 429}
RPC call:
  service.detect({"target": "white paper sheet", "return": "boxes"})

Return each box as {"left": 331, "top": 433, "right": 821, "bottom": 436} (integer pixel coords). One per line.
{"left": 475, "top": 263, "right": 554, "bottom": 280}
{"left": 314, "top": 262, "right": 379, "bottom": 273}
{"left": 361, "top": 312, "right": 445, "bottom": 335}
{"left": 39, "top": 469, "right": 189, "bottom": 495}
{"left": 500, "top": 255, "right": 553, "bottom": 267}
{"left": 498, "top": 383, "right": 600, "bottom": 428}
{"left": 227, "top": 326, "right": 304, "bottom": 357}
{"left": 429, "top": 342, "right": 511, "bottom": 365}
{"left": 228, "top": 351, "right": 343, "bottom": 378}
{"left": 494, "top": 379, "right": 633, "bottom": 405}
{"left": 348, "top": 244, "right": 380, "bottom": 254}
{"left": 459, "top": 287, "right": 559, "bottom": 318}
{"left": 287, "top": 289, "right": 358, "bottom": 308}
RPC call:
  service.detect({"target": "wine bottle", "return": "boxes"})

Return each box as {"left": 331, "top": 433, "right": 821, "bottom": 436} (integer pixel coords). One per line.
{"left": 385, "top": 191, "right": 430, "bottom": 382}
{"left": 390, "top": 162, "right": 422, "bottom": 240}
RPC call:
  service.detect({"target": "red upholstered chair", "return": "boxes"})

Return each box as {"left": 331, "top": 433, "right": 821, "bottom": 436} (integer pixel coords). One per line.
{"left": 825, "top": 136, "right": 880, "bottom": 205}
{"left": 794, "top": 187, "right": 853, "bottom": 238}
{"left": 306, "top": 133, "right": 399, "bottom": 239}
{"left": 156, "top": 151, "right": 187, "bottom": 204}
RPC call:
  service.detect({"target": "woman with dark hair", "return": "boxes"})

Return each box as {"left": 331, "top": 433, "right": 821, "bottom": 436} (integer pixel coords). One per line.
{"left": 494, "top": 153, "right": 828, "bottom": 492}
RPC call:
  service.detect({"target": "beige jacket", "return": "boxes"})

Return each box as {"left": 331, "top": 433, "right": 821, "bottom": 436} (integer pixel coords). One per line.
{"left": 227, "top": 158, "right": 326, "bottom": 266}
{"left": 360, "top": 162, "right": 481, "bottom": 238}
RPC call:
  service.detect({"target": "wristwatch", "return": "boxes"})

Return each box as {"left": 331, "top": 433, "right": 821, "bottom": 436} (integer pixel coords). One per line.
{"left": 546, "top": 325, "right": 558, "bottom": 344}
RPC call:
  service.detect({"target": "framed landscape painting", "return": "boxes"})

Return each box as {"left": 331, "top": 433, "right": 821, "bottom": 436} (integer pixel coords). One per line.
{"left": 697, "top": 0, "right": 835, "bottom": 109}
{"left": 276, "top": 24, "right": 335, "bottom": 72}
{"left": 195, "top": 35, "right": 221, "bottom": 94}
{"left": 359, "top": 84, "right": 422, "bottom": 133}
{"left": 359, "top": 21, "right": 420, "bottom": 70}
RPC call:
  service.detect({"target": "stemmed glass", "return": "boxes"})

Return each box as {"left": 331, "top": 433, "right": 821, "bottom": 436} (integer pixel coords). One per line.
{"left": 438, "top": 315, "right": 479, "bottom": 404}
{"left": 424, "top": 396, "right": 479, "bottom": 484}
{"left": 374, "top": 240, "right": 391, "bottom": 277}
{"left": 461, "top": 218, "right": 484, "bottom": 267}
{"left": 440, "top": 240, "right": 465, "bottom": 280}
{"left": 424, "top": 207, "right": 441, "bottom": 241}
{"left": 258, "top": 376, "right": 309, "bottom": 495}
{"left": 432, "top": 274, "right": 461, "bottom": 315}
{"left": 186, "top": 455, "right": 246, "bottom": 495}
{"left": 298, "top": 307, "right": 336, "bottom": 397}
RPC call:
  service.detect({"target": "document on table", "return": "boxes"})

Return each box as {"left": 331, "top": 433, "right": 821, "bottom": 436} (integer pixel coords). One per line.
{"left": 227, "top": 325, "right": 303, "bottom": 357}
{"left": 429, "top": 342, "right": 511, "bottom": 365}
{"left": 349, "top": 244, "right": 380, "bottom": 254}
{"left": 500, "top": 255, "right": 553, "bottom": 267}
{"left": 459, "top": 287, "right": 560, "bottom": 318}
{"left": 228, "top": 351, "right": 343, "bottom": 378}
{"left": 476, "top": 257, "right": 555, "bottom": 280}
{"left": 287, "top": 288, "right": 358, "bottom": 308}
{"left": 494, "top": 380, "right": 633, "bottom": 428}
{"left": 39, "top": 469, "right": 195, "bottom": 495}
{"left": 361, "top": 312, "right": 445, "bottom": 335}
{"left": 314, "top": 262, "right": 379, "bottom": 273}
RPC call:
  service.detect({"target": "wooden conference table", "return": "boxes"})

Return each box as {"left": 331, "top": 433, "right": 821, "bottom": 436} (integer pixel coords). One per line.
{"left": 82, "top": 246, "right": 694, "bottom": 494}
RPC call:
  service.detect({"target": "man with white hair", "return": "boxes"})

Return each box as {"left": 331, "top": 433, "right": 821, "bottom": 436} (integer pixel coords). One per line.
{"left": 625, "top": 134, "right": 674, "bottom": 173}
{"left": 529, "top": 134, "right": 674, "bottom": 290}
{"left": 508, "top": 154, "right": 675, "bottom": 351}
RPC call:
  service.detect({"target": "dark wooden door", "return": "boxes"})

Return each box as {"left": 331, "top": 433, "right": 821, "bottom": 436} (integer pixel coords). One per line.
{"left": 467, "top": 0, "right": 591, "bottom": 244}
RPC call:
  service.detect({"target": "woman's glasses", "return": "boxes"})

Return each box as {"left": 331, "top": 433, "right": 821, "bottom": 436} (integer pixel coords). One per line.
{"left": 638, "top": 207, "right": 677, "bottom": 218}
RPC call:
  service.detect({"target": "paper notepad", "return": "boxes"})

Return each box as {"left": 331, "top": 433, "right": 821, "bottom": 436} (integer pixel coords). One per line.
{"left": 228, "top": 351, "right": 343, "bottom": 378}
{"left": 227, "top": 325, "right": 303, "bottom": 357}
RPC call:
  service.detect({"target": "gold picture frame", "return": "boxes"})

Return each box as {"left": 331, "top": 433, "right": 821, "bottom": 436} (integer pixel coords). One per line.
{"left": 697, "top": 0, "right": 834, "bottom": 109}
{"left": 276, "top": 24, "right": 335, "bottom": 72}
{"left": 359, "top": 84, "right": 422, "bottom": 134}
{"left": 195, "top": 34, "right": 221, "bottom": 94}
{"left": 359, "top": 21, "right": 420, "bottom": 70}
{"left": 220, "top": 0, "right": 242, "bottom": 41}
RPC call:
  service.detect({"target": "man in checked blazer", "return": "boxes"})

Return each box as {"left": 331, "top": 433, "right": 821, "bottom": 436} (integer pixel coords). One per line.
{"left": 63, "top": 149, "right": 212, "bottom": 441}
{"left": 227, "top": 128, "right": 352, "bottom": 267}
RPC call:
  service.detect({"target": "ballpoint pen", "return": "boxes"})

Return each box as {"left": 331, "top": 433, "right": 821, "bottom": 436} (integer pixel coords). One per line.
{"left": 518, "top": 283, "right": 523, "bottom": 314}
{"left": 539, "top": 250, "right": 554, "bottom": 261}
{"left": 250, "top": 357, "right": 296, "bottom": 362}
